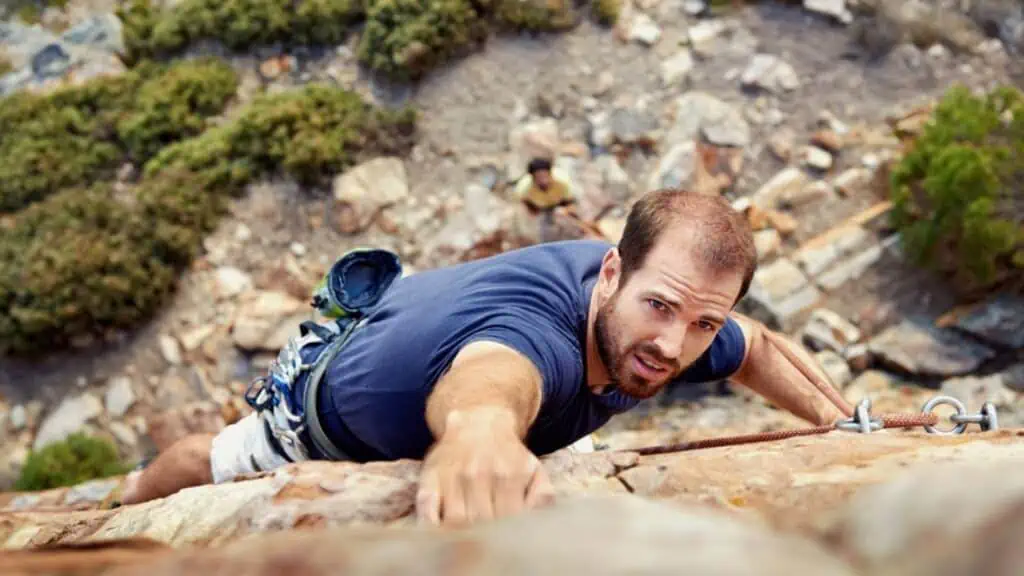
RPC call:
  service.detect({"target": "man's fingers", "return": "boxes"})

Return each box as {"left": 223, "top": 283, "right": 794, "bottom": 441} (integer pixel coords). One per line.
{"left": 523, "top": 461, "right": 556, "bottom": 510}
{"left": 493, "top": 465, "right": 529, "bottom": 518}
{"left": 415, "top": 472, "right": 441, "bottom": 526}
{"left": 460, "top": 465, "right": 495, "bottom": 524}
{"left": 440, "top": 471, "right": 468, "bottom": 527}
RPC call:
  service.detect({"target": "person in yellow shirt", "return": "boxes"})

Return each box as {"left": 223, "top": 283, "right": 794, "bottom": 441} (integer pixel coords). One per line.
{"left": 516, "top": 158, "right": 576, "bottom": 242}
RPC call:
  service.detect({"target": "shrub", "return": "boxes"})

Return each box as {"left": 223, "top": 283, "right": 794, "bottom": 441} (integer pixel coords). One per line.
{"left": 0, "top": 82, "right": 416, "bottom": 355}
{"left": 889, "top": 84, "right": 1023, "bottom": 295}
{"left": 117, "top": 0, "right": 366, "bottom": 65}
{"left": 144, "top": 83, "right": 417, "bottom": 190}
{"left": 117, "top": 58, "right": 240, "bottom": 161}
{"left": 14, "top": 433, "right": 130, "bottom": 492}
{"left": 0, "top": 184, "right": 185, "bottom": 354}
{"left": 490, "top": 0, "right": 578, "bottom": 32}
{"left": 357, "top": 0, "right": 489, "bottom": 81}
{"left": 592, "top": 0, "right": 620, "bottom": 26}
{"left": 0, "top": 58, "right": 237, "bottom": 213}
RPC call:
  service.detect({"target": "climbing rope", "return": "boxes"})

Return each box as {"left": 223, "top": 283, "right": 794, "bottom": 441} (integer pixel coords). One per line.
{"left": 629, "top": 395, "right": 1000, "bottom": 457}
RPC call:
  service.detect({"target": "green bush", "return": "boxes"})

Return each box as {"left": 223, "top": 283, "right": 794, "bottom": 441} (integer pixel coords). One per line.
{"left": 0, "top": 58, "right": 237, "bottom": 213}
{"left": 889, "top": 84, "right": 1024, "bottom": 294}
{"left": 592, "top": 0, "right": 620, "bottom": 25}
{"left": 117, "top": 0, "right": 366, "bottom": 65}
{"left": 117, "top": 58, "right": 240, "bottom": 161}
{"left": 0, "top": 184, "right": 186, "bottom": 354}
{"left": 357, "top": 0, "right": 489, "bottom": 81}
{"left": 490, "top": 0, "right": 577, "bottom": 32}
{"left": 14, "top": 433, "right": 130, "bottom": 492}
{"left": 0, "top": 81, "right": 416, "bottom": 356}
{"left": 144, "top": 83, "right": 417, "bottom": 190}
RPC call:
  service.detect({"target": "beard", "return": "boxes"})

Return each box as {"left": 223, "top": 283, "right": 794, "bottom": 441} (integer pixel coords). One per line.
{"left": 593, "top": 291, "right": 684, "bottom": 400}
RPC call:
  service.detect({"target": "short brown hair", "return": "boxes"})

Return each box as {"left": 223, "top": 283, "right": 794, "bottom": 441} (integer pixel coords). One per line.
{"left": 617, "top": 189, "right": 757, "bottom": 306}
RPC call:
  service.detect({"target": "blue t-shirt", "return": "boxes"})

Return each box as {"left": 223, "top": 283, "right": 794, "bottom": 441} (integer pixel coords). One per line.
{"left": 310, "top": 239, "right": 747, "bottom": 462}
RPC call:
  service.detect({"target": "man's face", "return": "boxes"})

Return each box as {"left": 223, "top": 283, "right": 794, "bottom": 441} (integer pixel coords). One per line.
{"left": 533, "top": 169, "right": 552, "bottom": 190}
{"left": 593, "top": 225, "right": 744, "bottom": 399}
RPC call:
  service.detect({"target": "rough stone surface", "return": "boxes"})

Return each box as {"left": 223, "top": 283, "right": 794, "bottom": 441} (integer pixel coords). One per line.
{"left": 868, "top": 319, "right": 997, "bottom": 378}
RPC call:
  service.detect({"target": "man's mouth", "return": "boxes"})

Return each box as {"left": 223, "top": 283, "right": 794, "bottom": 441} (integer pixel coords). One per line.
{"left": 631, "top": 352, "right": 668, "bottom": 379}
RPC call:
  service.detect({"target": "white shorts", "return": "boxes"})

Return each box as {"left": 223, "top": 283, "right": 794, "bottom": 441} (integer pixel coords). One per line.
{"left": 209, "top": 413, "right": 298, "bottom": 484}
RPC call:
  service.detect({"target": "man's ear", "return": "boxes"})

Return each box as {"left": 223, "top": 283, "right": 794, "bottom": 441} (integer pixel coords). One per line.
{"left": 599, "top": 248, "right": 621, "bottom": 293}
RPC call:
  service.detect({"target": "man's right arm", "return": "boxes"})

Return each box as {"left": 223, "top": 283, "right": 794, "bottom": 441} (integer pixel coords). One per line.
{"left": 417, "top": 340, "right": 557, "bottom": 527}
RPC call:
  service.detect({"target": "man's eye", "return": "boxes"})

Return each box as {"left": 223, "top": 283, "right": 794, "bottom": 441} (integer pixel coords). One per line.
{"left": 648, "top": 299, "right": 666, "bottom": 312}
{"left": 696, "top": 320, "right": 714, "bottom": 331}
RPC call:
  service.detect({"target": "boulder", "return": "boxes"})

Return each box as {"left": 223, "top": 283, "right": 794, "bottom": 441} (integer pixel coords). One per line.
{"left": 0, "top": 431, "right": 1021, "bottom": 576}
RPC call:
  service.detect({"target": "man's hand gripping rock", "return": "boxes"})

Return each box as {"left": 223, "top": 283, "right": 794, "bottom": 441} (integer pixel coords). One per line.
{"left": 416, "top": 340, "right": 556, "bottom": 527}
{"left": 416, "top": 408, "right": 556, "bottom": 526}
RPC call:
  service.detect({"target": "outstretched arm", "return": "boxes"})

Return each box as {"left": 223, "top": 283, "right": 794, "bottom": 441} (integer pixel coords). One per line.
{"left": 419, "top": 340, "right": 555, "bottom": 527}
{"left": 729, "top": 313, "right": 854, "bottom": 425}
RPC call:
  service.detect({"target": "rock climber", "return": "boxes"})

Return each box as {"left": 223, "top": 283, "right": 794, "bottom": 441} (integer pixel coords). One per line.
{"left": 119, "top": 188, "right": 854, "bottom": 527}
{"left": 516, "top": 157, "right": 577, "bottom": 242}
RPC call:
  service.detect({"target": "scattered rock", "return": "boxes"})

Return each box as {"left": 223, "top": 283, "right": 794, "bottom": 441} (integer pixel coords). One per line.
{"left": 800, "top": 145, "right": 833, "bottom": 170}
{"left": 780, "top": 180, "right": 834, "bottom": 208}
{"left": 794, "top": 225, "right": 870, "bottom": 277}
{"left": 104, "top": 377, "right": 136, "bottom": 418}
{"left": 831, "top": 167, "right": 871, "bottom": 196}
{"left": 738, "top": 258, "right": 821, "bottom": 332}
{"left": 667, "top": 91, "right": 750, "bottom": 148}
{"left": 751, "top": 167, "right": 809, "bottom": 209}
{"left": 802, "top": 308, "right": 862, "bottom": 353}
{"left": 213, "top": 267, "right": 254, "bottom": 300}
{"left": 809, "top": 130, "right": 843, "bottom": 153}
{"left": 8, "top": 405, "right": 26, "bottom": 431}
{"left": 815, "top": 238, "right": 891, "bottom": 291}
{"left": 843, "top": 343, "right": 871, "bottom": 372}
{"left": 231, "top": 291, "right": 309, "bottom": 351}
{"left": 333, "top": 157, "right": 410, "bottom": 234}
{"left": 765, "top": 209, "right": 798, "bottom": 237}
{"left": 868, "top": 319, "right": 997, "bottom": 378}
{"left": 951, "top": 294, "right": 1024, "bottom": 350}
{"left": 768, "top": 129, "right": 795, "bottom": 161}
{"left": 688, "top": 19, "right": 728, "bottom": 58}
{"left": 740, "top": 54, "right": 800, "bottom": 93}
{"left": 660, "top": 49, "right": 694, "bottom": 86}
{"left": 815, "top": 350, "right": 853, "bottom": 388}
{"left": 33, "top": 393, "right": 103, "bottom": 450}
{"left": 157, "top": 335, "right": 182, "bottom": 366}
{"left": 803, "top": 0, "right": 853, "bottom": 25}
{"left": 108, "top": 421, "right": 139, "bottom": 448}
{"left": 628, "top": 13, "right": 662, "bottom": 46}
{"left": 753, "top": 229, "right": 782, "bottom": 260}
{"left": 588, "top": 104, "right": 660, "bottom": 149}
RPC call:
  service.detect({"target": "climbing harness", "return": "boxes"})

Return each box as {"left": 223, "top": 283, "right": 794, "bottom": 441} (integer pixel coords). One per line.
{"left": 630, "top": 395, "right": 1001, "bottom": 457}
{"left": 243, "top": 248, "right": 403, "bottom": 464}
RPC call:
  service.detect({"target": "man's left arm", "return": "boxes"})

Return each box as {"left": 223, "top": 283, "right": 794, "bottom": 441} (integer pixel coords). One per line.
{"left": 728, "top": 313, "right": 854, "bottom": 426}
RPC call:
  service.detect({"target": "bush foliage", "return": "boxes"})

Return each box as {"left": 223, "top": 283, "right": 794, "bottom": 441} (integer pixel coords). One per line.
{"left": 14, "top": 433, "right": 129, "bottom": 492}
{"left": 889, "top": 84, "right": 1023, "bottom": 294}
{"left": 0, "top": 58, "right": 238, "bottom": 213}
{"left": 0, "top": 73, "right": 416, "bottom": 355}
{"left": 118, "top": 0, "right": 611, "bottom": 81}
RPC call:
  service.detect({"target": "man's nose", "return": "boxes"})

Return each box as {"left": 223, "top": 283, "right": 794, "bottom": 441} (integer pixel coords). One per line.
{"left": 654, "top": 322, "right": 687, "bottom": 361}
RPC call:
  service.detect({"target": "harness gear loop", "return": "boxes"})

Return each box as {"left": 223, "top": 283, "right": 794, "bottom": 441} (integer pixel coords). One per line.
{"left": 242, "top": 247, "right": 403, "bottom": 464}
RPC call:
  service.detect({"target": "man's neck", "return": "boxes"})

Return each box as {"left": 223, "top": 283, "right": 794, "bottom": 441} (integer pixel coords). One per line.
{"left": 583, "top": 280, "right": 611, "bottom": 394}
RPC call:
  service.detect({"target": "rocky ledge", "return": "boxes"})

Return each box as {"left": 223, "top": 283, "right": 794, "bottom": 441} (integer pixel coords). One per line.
{"left": 1, "top": 430, "right": 1022, "bottom": 575}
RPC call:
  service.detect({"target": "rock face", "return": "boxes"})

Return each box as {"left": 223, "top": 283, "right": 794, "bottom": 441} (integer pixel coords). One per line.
{"left": 1, "top": 431, "right": 1022, "bottom": 575}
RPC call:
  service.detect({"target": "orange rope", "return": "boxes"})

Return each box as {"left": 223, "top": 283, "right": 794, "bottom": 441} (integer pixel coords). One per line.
{"left": 629, "top": 412, "right": 940, "bottom": 456}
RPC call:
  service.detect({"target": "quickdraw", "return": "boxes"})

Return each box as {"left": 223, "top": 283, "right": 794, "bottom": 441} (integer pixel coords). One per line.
{"left": 630, "top": 394, "right": 1000, "bottom": 457}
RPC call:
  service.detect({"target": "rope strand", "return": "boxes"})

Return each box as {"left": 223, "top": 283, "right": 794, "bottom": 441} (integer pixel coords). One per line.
{"left": 629, "top": 412, "right": 941, "bottom": 456}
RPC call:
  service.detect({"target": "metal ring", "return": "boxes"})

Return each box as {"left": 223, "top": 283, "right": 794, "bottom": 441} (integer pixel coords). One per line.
{"left": 835, "top": 398, "right": 883, "bottom": 433}
{"left": 922, "top": 395, "right": 968, "bottom": 435}
{"left": 980, "top": 402, "right": 999, "bottom": 432}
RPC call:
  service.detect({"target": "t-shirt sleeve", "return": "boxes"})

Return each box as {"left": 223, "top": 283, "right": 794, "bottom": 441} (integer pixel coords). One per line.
{"left": 676, "top": 315, "right": 748, "bottom": 384}
{"left": 464, "top": 316, "right": 583, "bottom": 416}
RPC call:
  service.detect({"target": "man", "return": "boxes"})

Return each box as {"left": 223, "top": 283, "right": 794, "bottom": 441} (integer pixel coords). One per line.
{"left": 120, "top": 189, "right": 853, "bottom": 526}
{"left": 516, "top": 157, "right": 577, "bottom": 242}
